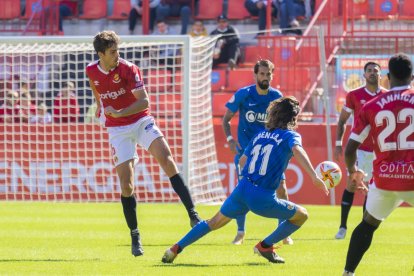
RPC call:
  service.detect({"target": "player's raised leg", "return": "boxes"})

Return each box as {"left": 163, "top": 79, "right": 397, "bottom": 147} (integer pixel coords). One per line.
{"left": 117, "top": 159, "right": 144, "bottom": 257}
{"left": 162, "top": 211, "right": 232, "bottom": 263}
{"left": 148, "top": 137, "right": 201, "bottom": 227}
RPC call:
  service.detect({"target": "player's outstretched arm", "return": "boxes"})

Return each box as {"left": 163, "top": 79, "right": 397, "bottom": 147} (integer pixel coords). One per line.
{"left": 293, "top": 145, "right": 329, "bottom": 195}
{"left": 105, "top": 89, "right": 149, "bottom": 118}
{"left": 344, "top": 139, "right": 366, "bottom": 193}
{"left": 88, "top": 79, "right": 102, "bottom": 118}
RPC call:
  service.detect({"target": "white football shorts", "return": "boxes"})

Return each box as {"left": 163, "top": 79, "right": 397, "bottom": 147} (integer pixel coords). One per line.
{"left": 107, "top": 115, "right": 163, "bottom": 167}
{"left": 356, "top": 149, "right": 373, "bottom": 182}
{"left": 366, "top": 184, "right": 414, "bottom": 221}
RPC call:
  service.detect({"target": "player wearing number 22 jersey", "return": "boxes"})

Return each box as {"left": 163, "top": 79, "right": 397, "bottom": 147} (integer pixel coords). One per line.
{"left": 162, "top": 97, "right": 328, "bottom": 264}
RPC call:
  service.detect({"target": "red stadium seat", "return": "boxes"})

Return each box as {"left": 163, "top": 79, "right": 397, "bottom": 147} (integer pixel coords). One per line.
{"left": 145, "top": 69, "right": 172, "bottom": 93}
{"left": 212, "top": 92, "right": 233, "bottom": 117}
{"left": 401, "top": 0, "right": 414, "bottom": 18}
{"left": 211, "top": 70, "right": 226, "bottom": 92}
{"left": 195, "top": 0, "right": 223, "bottom": 19}
{"left": 348, "top": 0, "right": 369, "bottom": 18}
{"left": 108, "top": 0, "right": 131, "bottom": 20}
{"left": 150, "top": 93, "right": 182, "bottom": 117}
{"left": 0, "top": 0, "right": 21, "bottom": 19}
{"left": 373, "top": 0, "right": 398, "bottom": 19}
{"left": 79, "top": 0, "right": 107, "bottom": 19}
{"left": 314, "top": 0, "right": 339, "bottom": 18}
{"left": 226, "top": 69, "right": 254, "bottom": 92}
{"left": 243, "top": 46, "right": 273, "bottom": 64}
{"left": 227, "top": 0, "right": 250, "bottom": 19}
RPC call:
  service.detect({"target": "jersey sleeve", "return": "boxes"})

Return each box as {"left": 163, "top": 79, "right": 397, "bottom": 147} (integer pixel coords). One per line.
{"left": 349, "top": 105, "right": 371, "bottom": 144}
{"left": 343, "top": 91, "right": 354, "bottom": 113}
{"left": 288, "top": 132, "right": 302, "bottom": 149}
{"left": 126, "top": 64, "right": 145, "bottom": 93}
{"left": 225, "top": 89, "right": 245, "bottom": 113}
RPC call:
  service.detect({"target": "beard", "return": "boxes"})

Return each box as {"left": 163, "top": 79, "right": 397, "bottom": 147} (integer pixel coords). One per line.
{"left": 258, "top": 80, "right": 270, "bottom": 90}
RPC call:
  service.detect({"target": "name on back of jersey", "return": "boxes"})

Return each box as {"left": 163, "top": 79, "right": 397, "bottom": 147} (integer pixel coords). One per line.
{"left": 253, "top": 132, "right": 283, "bottom": 145}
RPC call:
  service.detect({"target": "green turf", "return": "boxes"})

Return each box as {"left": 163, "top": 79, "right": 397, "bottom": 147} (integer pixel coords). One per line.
{"left": 0, "top": 202, "right": 413, "bottom": 275}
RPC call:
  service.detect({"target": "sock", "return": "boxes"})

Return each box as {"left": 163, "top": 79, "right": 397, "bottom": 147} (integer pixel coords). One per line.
{"left": 345, "top": 220, "right": 378, "bottom": 273}
{"left": 170, "top": 173, "right": 196, "bottom": 216}
{"left": 340, "top": 189, "right": 355, "bottom": 229}
{"left": 236, "top": 215, "right": 246, "bottom": 232}
{"left": 121, "top": 195, "right": 138, "bottom": 231}
{"left": 263, "top": 220, "right": 300, "bottom": 246}
{"left": 177, "top": 220, "right": 211, "bottom": 250}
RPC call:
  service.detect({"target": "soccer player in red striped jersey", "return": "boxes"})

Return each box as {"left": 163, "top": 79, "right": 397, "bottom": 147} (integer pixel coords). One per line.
{"left": 343, "top": 53, "right": 414, "bottom": 275}
{"left": 86, "top": 30, "right": 201, "bottom": 257}
{"left": 334, "top": 61, "right": 387, "bottom": 239}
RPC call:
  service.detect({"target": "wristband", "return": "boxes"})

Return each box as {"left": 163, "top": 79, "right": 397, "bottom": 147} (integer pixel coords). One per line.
{"left": 335, "top": 141, "right": 342, "bottom": 146}
{"left": 226, "top": 136, "right": 234, "bottom": 142}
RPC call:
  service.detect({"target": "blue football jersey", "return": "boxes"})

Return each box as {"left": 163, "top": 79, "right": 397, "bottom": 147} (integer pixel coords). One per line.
{"left": 241, "top": 128, "right": 302, "bottom": 190}
{"left": 225, "top": 84, "right": 283, "bottom": 150}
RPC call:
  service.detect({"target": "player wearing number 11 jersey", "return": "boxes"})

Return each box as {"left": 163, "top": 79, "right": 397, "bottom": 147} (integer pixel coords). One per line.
{"left": 162, "top": 96, "right": 328, "bottom": 264}
{"left": 343, "top": 53, "right": 414, "bottom": 275}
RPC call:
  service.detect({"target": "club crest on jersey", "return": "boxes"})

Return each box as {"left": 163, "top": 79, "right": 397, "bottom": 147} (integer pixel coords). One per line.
{"left": 113, "top": 74, "right": 121, "bottom": 84}
{"left": 360, "top": 100, "right": 366, "bottom": 105}
{"left": 93, "top": 80, "right": 99, "bottom": 86}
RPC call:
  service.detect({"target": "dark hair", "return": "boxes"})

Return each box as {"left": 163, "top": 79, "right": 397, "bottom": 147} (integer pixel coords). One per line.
{"left": 93, "top": 30, "right": 120, "bottom": 54}
{"left": 388, "top": 53, "right": 413, "bottom": 81}
{"left": 266, "top": 96, "right": 301, "bottom": 130}
{"left": 254, "top": 59, "right": 274, "bottom": 74}
{"left": 364, "top": 61, "right": 381, "bottom": 72}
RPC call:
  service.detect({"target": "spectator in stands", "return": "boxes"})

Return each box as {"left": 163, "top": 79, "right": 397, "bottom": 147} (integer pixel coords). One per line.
{"left": 53, "top": 81, "right": 80, "bottom": 123}
{"left": 188, "top": 20, "right": 208, "bottom": 37}
{"left": 29, "top": 101, "right": 52, "bottom": 124}
{"left": 0, "top": 90, "right": 20, "bottom": 123}
{"left": 276, "top": 0, "right": 305, "bottom": 35}
{"left": 156, "top": 0, "right": 191, "bottom": 35}
{"left": 19, "top": 92, "right": 37, "bottom": 123}
{"left": 57, "top": 0, "right": 82, "bottom": 32}
{"left": 244, "top": 0, "right": 278, "bottom": 36}
{"left": 151, "top": 20, "right": 180, "bottom": 70}
{"left": 129, "top": 0, "right": 160, "bottom": 34}
{"left": 210, "top": 15, "right": 240, "bottom": 70}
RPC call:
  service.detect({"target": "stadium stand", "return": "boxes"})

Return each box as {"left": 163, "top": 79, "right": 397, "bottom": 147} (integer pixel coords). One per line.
{"left": 107, "top": 0, "right": 131, "bottom": 20}
{"left": 227, "top": 0, "right": 251, "bottom": 20}
{"left": 195, "top": 0, "right": 223, "bottom": 19}
{"left": 79, "top": 0, "right": 108, "bottom": 19}
{"left": 0, "top": 0, "right": 21, "bottom": 20}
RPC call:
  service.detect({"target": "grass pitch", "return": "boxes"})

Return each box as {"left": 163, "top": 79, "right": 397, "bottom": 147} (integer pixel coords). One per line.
{"left": 0, "top": 202, "right": 413, "bottom": 275}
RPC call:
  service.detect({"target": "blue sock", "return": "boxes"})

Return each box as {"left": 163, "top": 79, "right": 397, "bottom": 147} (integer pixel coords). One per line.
{"left": 263, "top": 221, "right": 300, "bottom": 246}
{"left": 177, "top": 220, "right": 211, "bottom": 249}
{"left": 278, "top": 219, "right": 285, "bottom": 226}
{"left": 236, "top": 215, "right": 246, "bottom": 232}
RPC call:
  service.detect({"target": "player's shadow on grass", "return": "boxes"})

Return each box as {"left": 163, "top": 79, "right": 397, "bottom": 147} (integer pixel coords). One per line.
{"left": 0, "top": 258, "right": 100, "bottom": 262}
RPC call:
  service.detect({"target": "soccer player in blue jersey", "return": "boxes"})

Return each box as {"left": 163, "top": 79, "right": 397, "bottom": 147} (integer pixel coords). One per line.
{"left": 162, "top": 96, "right": 329, "bottom": 264}
{"left": 222, "top": 59, "right": 292, "bottom": 245}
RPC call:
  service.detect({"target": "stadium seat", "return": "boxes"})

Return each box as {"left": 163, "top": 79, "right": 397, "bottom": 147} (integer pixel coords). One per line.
{"left": 373, "top": 0, "right": 398, "bottom": 19}
{"left": 0, "top": 0, "right": 21, "bottom": 19}
{"left": 108, "top": 0, "right": 131, "bottom": 20}
{"left": 348, "top": 0, "right": 369, "bottom": 18}
{"left": 79, "top": 0, "right": 107, "bottom": 19}
{"left": 212, "top": 92, "right": 233, "bottom": 117}
{"left": 145, "top": 69, "right": 172, "bottom": 93}
{"left": 225, "top": 69, "right": 254, "bottom": 92}
{"left": 243, "top": 46, "right": 273, "bottom": 64}
{"left": 401, "top": 0, "right": 414, "bottom": 18}
{"left": 195, "top": 0, "right": 223, "bottom": 19}
{"left": 227, "top": 0, "right": 250, "bottom": 20}
{"left": 314, "top": 0, "right": 339, "bottom": 18}
{"left": 211, "top": 70, "right": 226, "bottom": 92}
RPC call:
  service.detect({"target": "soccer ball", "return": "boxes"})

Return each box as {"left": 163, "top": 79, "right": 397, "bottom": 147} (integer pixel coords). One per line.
{"left": 315, "top": 161, "right": 342, "bottom": 189}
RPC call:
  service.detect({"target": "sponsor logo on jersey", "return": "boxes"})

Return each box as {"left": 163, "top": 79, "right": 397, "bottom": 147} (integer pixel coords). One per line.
{"left": 101, "top": 88, "right": 126, "bottom": 100}
{"left": 145, "top": 123, "right": 154, "bottom": 131}
{"left": 360, "top": 99, "right": 366, "bottom": 105}
{"left": 113, "top": 73, "right": 121, "bottom": 84}
{"left": 94, "top": 80, "right": 99, "bottom": 86}
{"left": 245, "top": 110, "right": 267, "bottom": 123}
